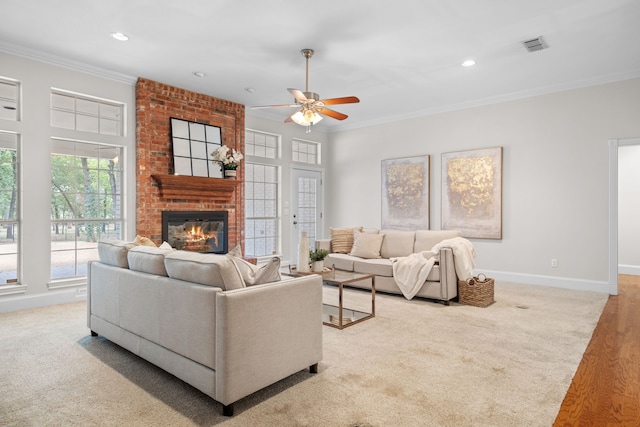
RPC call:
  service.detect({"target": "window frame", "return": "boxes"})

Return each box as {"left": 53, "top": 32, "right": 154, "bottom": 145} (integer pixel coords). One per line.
{"left": 0, "top": 131, "right": 21, "bottom": 290}
{"left": 50, "top": 88, "right": 125, "bottom": 136}
{"left": 50, "top": 138, "right": 124, "bottom": 283}
{"left": 244, "top": 129, "right": 282, "bottom": 260}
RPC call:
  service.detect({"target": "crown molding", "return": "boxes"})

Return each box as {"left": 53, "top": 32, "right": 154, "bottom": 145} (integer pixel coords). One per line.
{"left": 0, "top": 42, "right": 137, "bottom": 85}
{"left": 333, "top": 70, "right": 640, "bottom": 133}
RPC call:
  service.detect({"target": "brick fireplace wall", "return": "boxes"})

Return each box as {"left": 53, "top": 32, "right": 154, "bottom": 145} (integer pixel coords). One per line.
{"left": 135, "top": 78, "right": 245, "bottom": 249}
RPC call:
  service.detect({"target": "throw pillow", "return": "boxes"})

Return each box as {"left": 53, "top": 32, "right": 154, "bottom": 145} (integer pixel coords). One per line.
{"left": 330, "top": 227, "right": 363, "bottom": 253}
{"left": 349, "top": 231, "right": 385, "bottom": 259}
{"left": 231, "top": 256, "right": 281, "bottom": 286}
{"left": 159, "top": 241, "right": 174, "bottom": 250}
{"left": 227, "top": 244, "right": 243, "bottom": 258}
{"left": 134, "top": 235, "right": 157, "bottom": 247}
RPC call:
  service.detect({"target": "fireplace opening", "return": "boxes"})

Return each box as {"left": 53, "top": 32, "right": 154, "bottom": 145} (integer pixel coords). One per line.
{"left": 162, "top": 211, "right": 228, "bottom": 254}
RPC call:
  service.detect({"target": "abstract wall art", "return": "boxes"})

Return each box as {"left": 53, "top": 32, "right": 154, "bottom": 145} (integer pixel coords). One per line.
{"left": 441, "top": 147, "right": 502, "bottom": 239}
{"left": 381, "top": 155, "right": 430, "bottom": 230}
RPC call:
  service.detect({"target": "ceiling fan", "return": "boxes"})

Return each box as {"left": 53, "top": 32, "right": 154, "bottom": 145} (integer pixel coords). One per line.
{"left": 251, "top": 49, "right": 360, "bottom": 132}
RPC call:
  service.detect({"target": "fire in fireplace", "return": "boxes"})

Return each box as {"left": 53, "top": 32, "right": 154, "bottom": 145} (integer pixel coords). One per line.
{"left": 162, "top": 211, "right": 228, "bottom": 254}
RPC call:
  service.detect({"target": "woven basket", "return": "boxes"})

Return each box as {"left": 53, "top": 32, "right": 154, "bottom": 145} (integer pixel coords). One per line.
{"left": 459, "top": 273, "right": 495, "bottom": 307}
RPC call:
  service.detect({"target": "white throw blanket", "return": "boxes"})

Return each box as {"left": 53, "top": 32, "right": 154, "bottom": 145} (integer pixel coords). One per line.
{"left": 391, "top": 237, "right": 476, "bottom": 300}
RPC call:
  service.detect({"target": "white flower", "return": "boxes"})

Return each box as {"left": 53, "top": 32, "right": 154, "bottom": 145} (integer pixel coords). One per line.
{"left": 212, "top": 144, "right": 243, "bottom": 169}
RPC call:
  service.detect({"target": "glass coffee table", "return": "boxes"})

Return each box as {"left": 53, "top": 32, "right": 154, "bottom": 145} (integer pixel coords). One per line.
{"left": 287, "top": 267, "right": 376, "bottom": 330}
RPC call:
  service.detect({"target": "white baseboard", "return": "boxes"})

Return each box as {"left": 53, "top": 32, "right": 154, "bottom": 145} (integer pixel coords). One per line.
{"left": 476, "top": 269, "right": 610, "bottom": 294}
{"left": 619, "top": 264, "right": 640, "bottom": 276}
{"left": 0, "top": 288, "right": 86, "bottom": 314}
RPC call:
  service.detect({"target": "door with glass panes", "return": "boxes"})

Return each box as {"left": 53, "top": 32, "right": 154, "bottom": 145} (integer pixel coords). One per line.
{"left": 291, "top": 168, "right": 322, "bottom": 264}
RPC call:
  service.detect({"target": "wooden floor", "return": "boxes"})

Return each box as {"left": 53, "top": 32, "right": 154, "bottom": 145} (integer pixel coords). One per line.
{"left": 554, "top": 274, "right": 640, "bottom": 426}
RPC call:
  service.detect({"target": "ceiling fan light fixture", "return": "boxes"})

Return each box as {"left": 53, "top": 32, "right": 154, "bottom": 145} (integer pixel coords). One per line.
{"left": 291, "top": 109, "right": 323, "bottom": 126}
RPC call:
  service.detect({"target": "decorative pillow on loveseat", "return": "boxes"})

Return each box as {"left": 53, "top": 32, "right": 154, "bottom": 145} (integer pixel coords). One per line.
{"left": 164, "top": 251, "right": 244, "bottom": 290}
{"left": 98, "top": 240, "right": 137, "bottom": 268}
{"left": 349, "top": 231, "right": 385, "bottom": 259}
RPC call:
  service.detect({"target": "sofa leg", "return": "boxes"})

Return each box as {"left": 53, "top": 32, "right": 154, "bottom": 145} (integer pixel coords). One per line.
{"left": 309, "top": 363, "right": 318, "bottom": 374}
{"left": 443, "top": 300, "right": 450, "bottom": 306}
{"left": 90, "top": 330, "right": 98, "bottom": 337}
{"left": 222, "top": 403, "right": 234, "bottom": 417}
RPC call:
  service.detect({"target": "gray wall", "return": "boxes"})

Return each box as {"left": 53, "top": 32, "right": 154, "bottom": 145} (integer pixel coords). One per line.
{"left": 324, "top": 78, "right": 640, "bottom": 291}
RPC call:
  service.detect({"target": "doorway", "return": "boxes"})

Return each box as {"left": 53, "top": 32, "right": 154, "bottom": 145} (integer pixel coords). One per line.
{"left": 609, "top": 137, "right": 640, "bottom": 295}
{"left": 291, "top": 168, "right": 323, "bottom": 264}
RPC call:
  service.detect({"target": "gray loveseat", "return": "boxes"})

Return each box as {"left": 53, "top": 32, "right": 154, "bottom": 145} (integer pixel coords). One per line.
{"left": 317, "top": 228, "right": 463, "bottom": 304}
{"left": 87, "top": 241, "right": 323, "bottom": 416}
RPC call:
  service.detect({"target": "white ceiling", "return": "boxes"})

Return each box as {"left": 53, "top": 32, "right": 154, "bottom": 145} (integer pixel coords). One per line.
{"left": 2, "top": 0, "right": 640, "bottom": 132}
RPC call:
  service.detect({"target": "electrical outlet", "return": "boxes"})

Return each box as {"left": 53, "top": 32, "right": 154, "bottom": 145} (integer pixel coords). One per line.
{"left": 76, "top": 287, "right": 87, "bottom": 296}
{"left": 551, "top": 259, "right": 558, "bottom": 268}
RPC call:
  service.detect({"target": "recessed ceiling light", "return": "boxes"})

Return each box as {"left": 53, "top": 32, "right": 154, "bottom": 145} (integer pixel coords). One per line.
{"left": 244, "top": 87, "right": 256, "bottom": 93}
{"left": 110, "top": 32, "right": 129, "bottom": 41}
{"left": 462, "top": 59, "right": 476, "bottom": 67}
{"left": 193, "top": 72, "right": 206, "bottom": 78}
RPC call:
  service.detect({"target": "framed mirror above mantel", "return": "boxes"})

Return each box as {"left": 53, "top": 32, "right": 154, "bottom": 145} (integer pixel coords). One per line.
{"left": 151, "top": 174, "right": 240, "bottom": 200}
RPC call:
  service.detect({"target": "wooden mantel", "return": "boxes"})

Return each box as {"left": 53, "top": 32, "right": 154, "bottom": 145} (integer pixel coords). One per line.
{"left": 151, "top": 174, "right": 240, "bottom": 200}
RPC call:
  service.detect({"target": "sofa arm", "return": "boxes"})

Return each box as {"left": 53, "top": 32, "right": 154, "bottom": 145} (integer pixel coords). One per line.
{"left": 438, "top": 247, "right": 458, "bottom": 301}
{"left": 214, "top": 275, "right": 323, "bottom": 406}
{"left": 316, "top": 239, "right": 331, "bottom": 252}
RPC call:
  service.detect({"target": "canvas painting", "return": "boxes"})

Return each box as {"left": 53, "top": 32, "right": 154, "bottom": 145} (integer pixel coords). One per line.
{"left": 441, "top": 147, "right": 502, "bottom": 239}
{"left": 381, "top": 156, "right": 430, "bottom": 230}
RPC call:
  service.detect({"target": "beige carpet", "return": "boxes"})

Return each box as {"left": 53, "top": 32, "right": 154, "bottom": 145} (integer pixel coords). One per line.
{"left": 0, "top": 282, "right": 607, "bottom": 427}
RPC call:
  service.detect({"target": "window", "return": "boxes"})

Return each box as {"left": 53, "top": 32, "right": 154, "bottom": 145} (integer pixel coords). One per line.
{"left": 0, "top": 78, "right": 19, "bottom": 121}
{"left": 0, "top": 132, "right": 19, "bottom": 285}
{"left": 51, "top": 90, "right": 124, "bottom": 136}
{"left": 50, "top": 140, "right": 123, "bottom": 280}
{"left": 244, "top": 129, "right": 281, "bottom": 259}
{"left": 245, "top": 129, "right": 278, "bottom": 159}
{"left": 245, "top": 163, "right": 279, "bottom": 258}
{"left": 292, "top": 139, "right": 320, "bottom": 165}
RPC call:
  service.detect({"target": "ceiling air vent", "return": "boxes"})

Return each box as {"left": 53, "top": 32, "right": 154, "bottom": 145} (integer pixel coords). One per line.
{"left": 522, "top": 36, "right": 547, "bottom": 53}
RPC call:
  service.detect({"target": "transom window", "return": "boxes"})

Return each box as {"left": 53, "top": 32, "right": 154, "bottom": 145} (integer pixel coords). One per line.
{"left": 292, "top": 139, "right": 320, "bottom": 165}
{"left": 0, "top": 78, "right": 19, "bottom": 121}
{"left": 51, "top": 89, "right": 124, "bottom": 136}
{"left": 245, "top": 129, "right": 279, "bottom": 159}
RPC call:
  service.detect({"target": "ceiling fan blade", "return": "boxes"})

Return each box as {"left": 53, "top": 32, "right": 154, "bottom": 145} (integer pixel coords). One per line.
{"left": 320, "top": 96, "right": 360, "bottom": 106}
{"left": 318, "top": 107, "right": 348, "bottom": 120}
{"left": 284, "top": 113, "right": 296, "bottom": 123}
{"left": 288, "top": 88, "right": 307, "bottom": 102}
{"left": 251, "top": 104, "right": 298, "bottom": 109}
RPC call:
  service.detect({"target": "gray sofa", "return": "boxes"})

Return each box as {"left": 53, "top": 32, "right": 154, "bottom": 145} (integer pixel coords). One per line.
{"left": 87, "top": 241, "right": 323, "bottom": 416}
{"left": 317, "top": 228, "right": 463, "bottom": 304}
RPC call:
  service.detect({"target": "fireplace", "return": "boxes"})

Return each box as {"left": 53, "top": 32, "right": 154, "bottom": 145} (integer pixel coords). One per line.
{"left": 162, "top": 211, "right": 228, "bottom": 254}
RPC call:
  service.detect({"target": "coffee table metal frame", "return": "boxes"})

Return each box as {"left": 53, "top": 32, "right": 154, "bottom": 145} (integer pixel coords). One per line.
{"left": 321, "top": 270, "right": 375, "bottom": 329}
{"left": 284, "top": 267, "right": 376, "bottom": 329}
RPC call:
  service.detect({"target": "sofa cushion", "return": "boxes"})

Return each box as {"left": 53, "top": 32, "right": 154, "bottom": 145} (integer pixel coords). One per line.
{"left": 353, "top": 258, "right": 393, "bottom": 277}
{"left": 98, "top": 240, "right": 136, "bottom": 268}
{"left": 414, "top": 230, "right": 463, "bottom": 252}
{"left": 330, "top": 227, "right": 363, "bottom": 253}
{"left": 325, "top": 253, "right": 357, "bottom": 272}
{"left": 379, "top": 230, "right": 416, "bottom": 258}
{"left": 349, "top": 231, "right": 384, "bottom": 259}
{"left": 353, "top": 259, "right": 441, "bottom": 281}
{"left": 231, "top": 256, "right": 281, "bottom": 286}
{"left": 164, "top": 251, "right": 244, "bottom": 290}
{"left": 127, "top": 246, "right": 172, "bottom": 276}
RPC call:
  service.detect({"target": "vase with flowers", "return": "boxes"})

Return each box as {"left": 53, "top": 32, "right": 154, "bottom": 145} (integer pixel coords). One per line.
{"left": 211, "top": 144, "right": 244, "bottom": 178}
